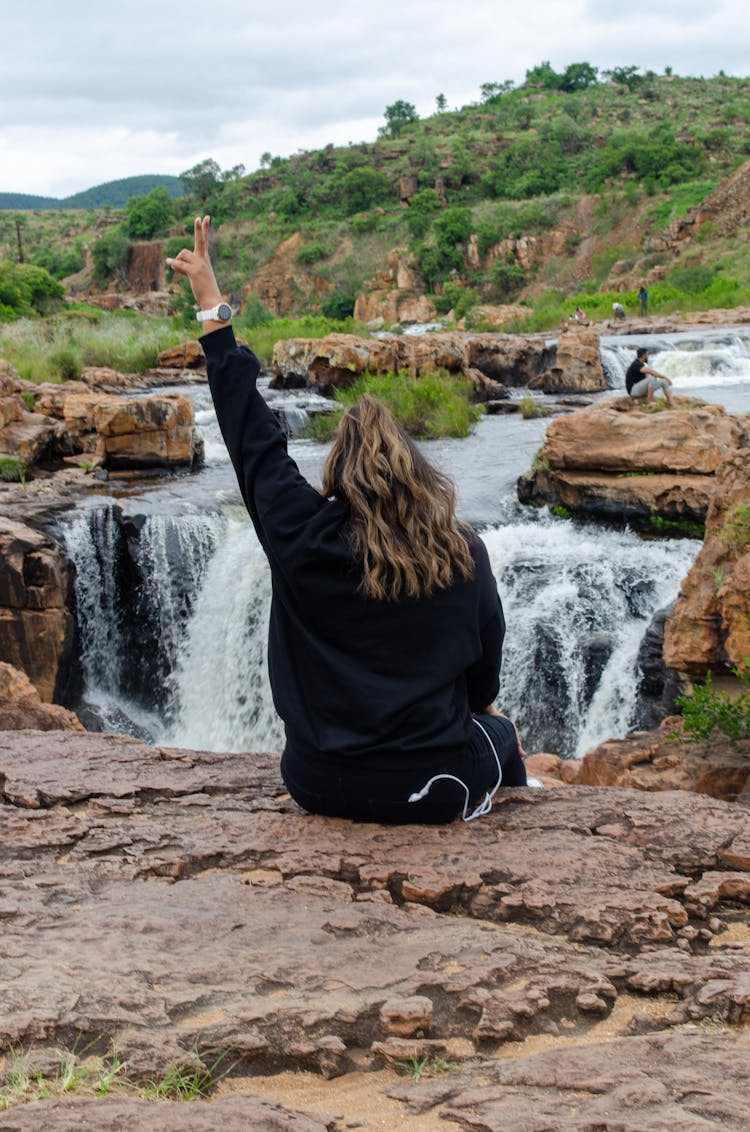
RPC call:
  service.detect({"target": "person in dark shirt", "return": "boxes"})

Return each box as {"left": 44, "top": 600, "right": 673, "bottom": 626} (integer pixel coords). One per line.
{"left": 625, "top": 347, "right": 674, "bottom": 407}
{"left": 638, "top": 285, "right": 649, "bottom": 317}
{"left": 167, "top": 217, "right": 532, "bottom": 824}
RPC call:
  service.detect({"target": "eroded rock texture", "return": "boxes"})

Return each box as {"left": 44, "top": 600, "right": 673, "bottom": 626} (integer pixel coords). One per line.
{"left": 0, "top": 730, "right": 748, "bottom": 1128}
{"left": 518, "top": 396, "right": 748, "bottom": 526}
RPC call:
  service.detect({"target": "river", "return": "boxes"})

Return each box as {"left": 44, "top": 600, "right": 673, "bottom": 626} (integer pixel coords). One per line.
{"left": 59, "top": 327, "right": 750, "bottom": 760}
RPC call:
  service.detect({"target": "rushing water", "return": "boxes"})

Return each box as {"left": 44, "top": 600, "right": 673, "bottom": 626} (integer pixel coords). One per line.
{"left": 59, "top": 327, "right": 750, "bottom": 760}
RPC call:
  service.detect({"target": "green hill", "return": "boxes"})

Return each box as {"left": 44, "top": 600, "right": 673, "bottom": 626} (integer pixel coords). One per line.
{"left": 0, "top": 175, "right": 184, "bottom": 211}
{"left": 4, "top": 66, "right": 750, "bottom": 331}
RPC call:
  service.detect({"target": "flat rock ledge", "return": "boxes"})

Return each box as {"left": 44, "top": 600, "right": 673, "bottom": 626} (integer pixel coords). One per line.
{"left": 0, "top": 730, "right": 748, "bottom": 1130}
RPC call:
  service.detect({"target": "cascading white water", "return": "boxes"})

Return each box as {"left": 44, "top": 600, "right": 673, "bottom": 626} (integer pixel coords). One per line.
{"left": 481, "top": 518, "right": 698, "bottom": 758}
{"left": 601, "top": 330, "right": 750, "bottom": 390}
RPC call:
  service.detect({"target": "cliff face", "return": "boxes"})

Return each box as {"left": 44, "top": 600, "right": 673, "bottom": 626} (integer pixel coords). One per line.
{"left": 665, "top": 449, "right": 750, "bottom": 675}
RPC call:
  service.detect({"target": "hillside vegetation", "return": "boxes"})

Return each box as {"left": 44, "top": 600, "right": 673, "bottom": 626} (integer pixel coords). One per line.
{"left": 3, "top": 65, "right": 750, "bottom": 343}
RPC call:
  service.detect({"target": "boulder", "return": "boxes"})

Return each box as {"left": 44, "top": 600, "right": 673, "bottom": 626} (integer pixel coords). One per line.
{"left": 0, "top": 662, "right": 83, "bottom": 730}
{"left": 0, "top": 518, "right": 77, "bottom": 703}
{"left": 518, "top": 397, "right": 748, "bottom": 525}
{"left": 157, "top": 340, "right": 206, "bottom": 369}
{"left": 530, "top": 322, "right": 606, "bottom": 393}
{"left": 665, "top": 448, "right": 750, "bottom": 675}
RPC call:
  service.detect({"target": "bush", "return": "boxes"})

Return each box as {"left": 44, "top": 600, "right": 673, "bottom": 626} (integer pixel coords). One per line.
{"left": 296, "top": 241, "right": 330, "bottom": 266}
{"left": 126, "top": 187, "right": 174, "bottom": 239}
{"left": 0, "top": 455, "right": 26, "bottom": 484}
{"left": 676, "top": 667, "right": 750, "bottom": 742}
{"left": 0, "top": 261, "right": 65, "bottom": 319}
{"left": 333, "top": 370, "right": 483, "bottom": 439}
{"left": 92, "top": 226, "right": 131, "bottom": 285}
{"left": 667, "top": 264, "right": 716, "bottom": 294}
{"left": 490, "top": 260, "right": 526, "bottom": 301}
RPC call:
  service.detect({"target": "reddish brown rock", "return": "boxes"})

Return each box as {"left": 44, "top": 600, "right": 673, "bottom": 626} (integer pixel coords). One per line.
{"left": 0, "top": 729, "right": 747, "bottom": 1123}
{"left": 519, "top": 397, "right": 748, "bottom": 525}
{"left": 0, "top": 519, "right": 76, "bottom": 702}
{"left": 578, "top": 722, "right": 750, "bottom": 803}
{"left": 530, "top": 322, "right": 606, "bottom": 393}
{"left": 157, "top": 340, "right": 206, "bottom": 369}
{"left": 0, "top": 1096, "right": 328, "bottom": 1131}
{"left": 665, "top": 449, "right": 750, "bottom": 675}
{"left": 0, "top": 663, "right": 82, "bottom": 730}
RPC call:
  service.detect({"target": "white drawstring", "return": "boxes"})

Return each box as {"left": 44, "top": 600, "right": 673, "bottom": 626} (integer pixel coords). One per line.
{"left": 408, "top": 717, "right": 502, "bottom": 822}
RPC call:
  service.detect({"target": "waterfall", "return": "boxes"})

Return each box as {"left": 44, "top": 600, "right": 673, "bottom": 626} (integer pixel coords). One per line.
{"left": 482, "top": 517, "right": 698, "bottom": 758}
{"left": 63, "top": 502, "right": 698, "bottom": 760}
{"left": 601, "top": 330, "right": 750, "bottom": 391}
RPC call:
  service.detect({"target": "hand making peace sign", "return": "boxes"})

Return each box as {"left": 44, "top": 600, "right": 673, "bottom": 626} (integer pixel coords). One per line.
{"left": 166, "top": 216, "right": 224, "bottom": 316}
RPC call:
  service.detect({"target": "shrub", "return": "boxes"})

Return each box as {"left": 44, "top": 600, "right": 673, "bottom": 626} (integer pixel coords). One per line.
{"left": 518, "top": 393, "right": 543, "bottom": 419}
{"left": 719, "top": 502, "right": 750, "bottom": 549}
{"left": 296, "top": 241, "right": 330, "bottom": 266}
{"left": 0, "top": 262, "right": 64, "bottom": 319}
{"left": 126, "top": 187, "right": 174, "bottom": 239}
{"left": 92, "top": 226, "right": 131, "bottom": 285}
{"left": 667, "top": 264, "right": 716, "bottom": 294}
{"left": 332, "top": 370, "right": 483, "bottom": 440}
{"left": 676, "top": 667, "right": 750, "bottom": 742}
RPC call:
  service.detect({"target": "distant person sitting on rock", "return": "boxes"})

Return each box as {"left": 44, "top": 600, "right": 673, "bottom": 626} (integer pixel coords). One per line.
{"left": 612, "top": 301, "right": 625, "bottom": 320}
{"left": 575, "top": 307, "right": 587, "bottom": 323}
{"left": 625, "top": 347, "right": 674, "bottom": 407}
{"left": 638, "top": 285, "right": 649, "bottom": 317}
{"left": 167, "top": 217, "right": 536, "bottom": 824}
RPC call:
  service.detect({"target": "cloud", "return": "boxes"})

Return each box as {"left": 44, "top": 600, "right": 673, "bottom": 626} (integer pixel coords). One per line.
{"left": 2, "top": 0, "right": 749, "bottom": 196}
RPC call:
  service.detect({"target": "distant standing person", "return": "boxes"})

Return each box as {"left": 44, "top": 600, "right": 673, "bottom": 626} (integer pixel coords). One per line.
{"left": 638, "top": 285, "right": 648, "bottom": 317}
{"left": 625, "top": 347, "right": 674, "bottom": 407}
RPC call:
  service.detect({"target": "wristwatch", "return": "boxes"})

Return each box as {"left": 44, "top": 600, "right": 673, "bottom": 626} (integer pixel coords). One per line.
{"left": 196, "top": 302, "right": 232, "bottom": 323}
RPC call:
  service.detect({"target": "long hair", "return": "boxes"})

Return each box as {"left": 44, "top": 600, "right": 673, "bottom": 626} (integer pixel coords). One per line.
{"left": 321, "top": 395, "right": 475, "bottom": 600}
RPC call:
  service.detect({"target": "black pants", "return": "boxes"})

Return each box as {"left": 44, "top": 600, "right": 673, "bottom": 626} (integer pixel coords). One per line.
{"left": 280, "top": 714, "right": 526, "bottom": 825}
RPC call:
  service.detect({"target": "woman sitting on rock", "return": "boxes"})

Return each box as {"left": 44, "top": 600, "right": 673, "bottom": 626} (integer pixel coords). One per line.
{"left": 167, "top": 217, "right": 532, "bottom": 823}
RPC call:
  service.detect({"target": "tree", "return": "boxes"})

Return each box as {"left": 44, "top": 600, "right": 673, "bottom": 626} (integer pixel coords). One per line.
{"left": 406, "top": 188, "right": 442, "bottom": 239}
{"left": 604, "top": 65, "right": 643, "bottom": 91}
{"left": 341, "top": 167, "right": 392, "bottom": 213}
{"left": 524, "top": 61, "right": 561, "bottom": 89}
{"left": 92, "top": 225, "right": 130, "bottom": 285}
{"left": 436, "top": 93, "right": 447, "bottom": 113}
{"left": 381, "top": 100, "right": 419, "bottom": 138}
{"left": 559, "top": 62, "right": 598, "bottom": 92}
{"left": 180, "top": 158, "right": 223, "bottom": 205}
{"left": 126, "top": 187, "right": 173, "bottom": 239}
{"left": 480, "top": 80, "right": 514, "bottom": 102}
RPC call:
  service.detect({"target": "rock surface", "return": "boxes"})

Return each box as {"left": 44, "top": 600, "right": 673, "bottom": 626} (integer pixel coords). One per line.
{"left": 0, "top": 730, "right": 747, "bottom": 1127}
{"left": 665, "top": 449, "right": 750, "bottom": 676}
{"left": 0, "top": 663, "right": 82, "bottom": 730}
{"left": 518, "top": 396, "right": 748, "bottom": 525}
{"left": 0, "top": 518, "right": 77, "bottom": 703}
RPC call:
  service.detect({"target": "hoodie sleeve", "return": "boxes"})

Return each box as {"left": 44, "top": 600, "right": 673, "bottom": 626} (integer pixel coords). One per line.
{"left": 201, "top": 326, "right": 325, "bottom": 548}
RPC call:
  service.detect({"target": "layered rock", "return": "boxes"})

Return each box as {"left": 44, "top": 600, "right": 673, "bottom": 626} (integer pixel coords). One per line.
{"left": 0, "top": 731, "right": 747, "bottom": 1128}
{"left": 272, "top": 331, "right": 558, "bottom": 396}
{"left": 0, "top": 519, "right": 77, "bottom": 703}
{"left": 577, "top": 719, "right": 750, "bottom": 803}
{"left": 353, "top": 250, "right": 438, "bottom": 325}
{"left": 528, "top": 322, "right": 606, "bottom": 393}
{"left": 0, "top": 662, "right": 83, "bottom": 730}
{"left": 665, "top": 447, "right": 750, "bottom": 675}
{"left": 518, "top": 397, "right": 747, "bottom": 525}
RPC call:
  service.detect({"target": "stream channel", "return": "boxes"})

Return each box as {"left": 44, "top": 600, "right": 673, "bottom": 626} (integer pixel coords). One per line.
{"left": 57, "top": 328, "right": 750, "bottom": 761}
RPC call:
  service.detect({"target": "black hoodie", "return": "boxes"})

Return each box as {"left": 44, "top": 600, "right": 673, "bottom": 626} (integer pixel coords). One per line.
{"left": 202, "top": 327, "right": 504, "bottom": 772}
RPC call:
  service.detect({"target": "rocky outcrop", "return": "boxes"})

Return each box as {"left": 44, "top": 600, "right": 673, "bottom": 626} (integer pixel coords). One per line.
{"left": 0, "top": 519, "right": 77, "bottom": 703}
{"left": 246, "top": 233, "right": 333, "bottom": 317}
{"left": 665, "top": 448, "right": 750, "bottom": 676}
{"left": 127, "top": 240, "right": 167, "bottom": 292}
{"left": 577, "top": 719, "right": 750, "bottom": 803}
{"left": 354, "top": 250, "right": 438, "bottom": 325}
{"left": 272, "top": 331, "right": 556, "bottom": 396}
{"left": 518, "top": 397, "right": 748, "bottom": 525}
{"left": 529, "top": 322, "right": 606, "bottom": 393}
{"left": 157, "top": 339, "right": 206, "bottom": 369}
{"left": 648, "top": 155, "right": 750, "bottom": 252}
{"left": 5, "top": 373, "right": 203, "bottom": 474}
{"left": 0, "top": 663, "right": 82, "bottom": 730}
{"left": 0, "top": 730, "right": 748, "bottom": 1128}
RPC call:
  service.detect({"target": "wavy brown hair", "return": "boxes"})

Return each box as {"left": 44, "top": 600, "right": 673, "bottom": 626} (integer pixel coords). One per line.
{"left": 321, "top": 395, "right": 475, "bottom": 600}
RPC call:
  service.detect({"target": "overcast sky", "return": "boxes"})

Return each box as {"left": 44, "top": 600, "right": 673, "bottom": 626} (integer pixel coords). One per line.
{"left": 3, "top": 0, "right": 749, "bottom": 198}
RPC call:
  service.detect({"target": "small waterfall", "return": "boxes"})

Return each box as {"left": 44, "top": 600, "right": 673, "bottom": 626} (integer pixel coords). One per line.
{"left": 61, "top": 504, "right": 228, "bottom": 738}
{"left": 63, "top": 499, "right": 699, "bottom": 759}
{"left": 162, "top": 520, "right": 283, "bottom": 753}
{"left": 600, "top": 330, "right": 750, "bottom": 391}
{"left": 482, "top": 517, "right": 698, "bottom": 758}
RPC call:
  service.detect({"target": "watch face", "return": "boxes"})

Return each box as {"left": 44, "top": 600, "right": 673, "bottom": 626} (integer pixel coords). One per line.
{"left": 217, "top": 303, "right": 232, "bottom": 321}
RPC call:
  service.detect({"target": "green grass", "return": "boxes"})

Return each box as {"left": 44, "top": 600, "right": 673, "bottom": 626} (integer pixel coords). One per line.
{"left": 237, "top": 313, "right": 369, "bottom": 365}
{"left": 719, "top": 502, "right": 750, "bottom": 550}
{"left": 0, "top": 308, "right": 188, "bottom": 382}
{"left": 518, "top": 392, "right": 544, "bottom": 419}
{"left": 0, "top": 455, "right": 26, "bottom": 484}
{"left": 676, "top": 666, "right": 750, "bottom": 742}
{"left": 302, "top": 369, "right": 483, "bottom": 441}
